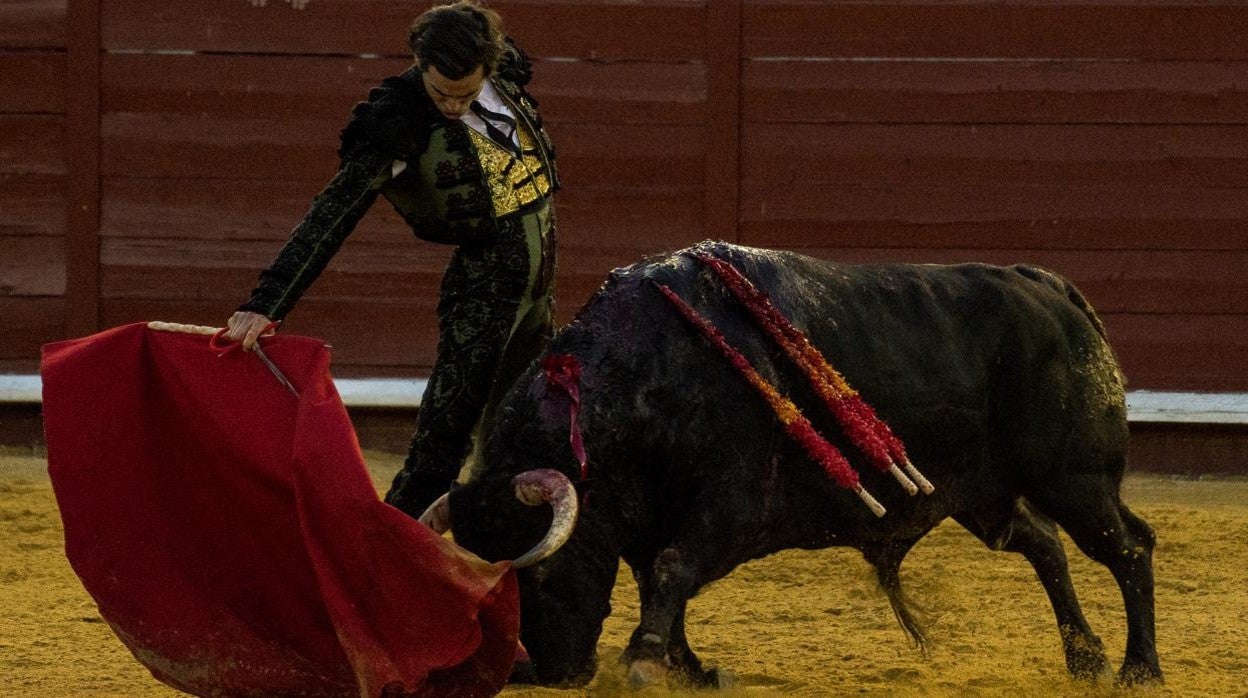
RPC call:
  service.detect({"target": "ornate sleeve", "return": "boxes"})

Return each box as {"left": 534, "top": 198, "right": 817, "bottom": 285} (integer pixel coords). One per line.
{"left": 238, "top": 146, "right": 394, "bottom": 321}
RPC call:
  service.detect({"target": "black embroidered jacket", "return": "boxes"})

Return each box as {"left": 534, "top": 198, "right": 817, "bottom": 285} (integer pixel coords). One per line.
{"left": 240, "top": 43, "right": 559, "bottom": 323}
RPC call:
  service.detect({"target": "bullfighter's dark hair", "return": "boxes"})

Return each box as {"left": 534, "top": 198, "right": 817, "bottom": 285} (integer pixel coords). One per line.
{"left": 409, "top": 1, "right": 506, "bottom": 79}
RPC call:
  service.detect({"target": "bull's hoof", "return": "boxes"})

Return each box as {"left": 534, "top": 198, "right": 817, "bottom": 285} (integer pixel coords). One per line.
{"left": 1116, "top": 662, "right": 1163, "bottom": 687}
{"left": 671, "top": 664, "right": 735, "bottom": 689}
{"left": 1067, "top": 653, "right": 1108, "bottom": 681}
{"left": 704, "top": 667, "right": 737, "bottom": 689}
{"left": 1065, "top": 643, "right": 1107, "bottom": 680}
{"left": 1060, "top": 627, "right": 1107, "bottom": 680}
{"left": 627, "top": 658, "right": 670, "bottom": 687}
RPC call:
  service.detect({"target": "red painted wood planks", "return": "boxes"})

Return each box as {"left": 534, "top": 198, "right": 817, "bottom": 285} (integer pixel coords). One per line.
{"left": 0, "top": 297, "right": 64, "bottom": 361}
{"left": 739, "top": 183, "right": 1248, "bottom": 252}
{"left": 743, "top": 60, "right": 1248, "bottom": 126}
{"left": 735, "top": 247, "right": 1248, "bottom": 315}
{"left": 743, "top": 2, "right": 1248, "bottom": 60}
{"left": 0, "top": 236, "right": 65, "bottom": 296}
{"left": 0, "top": 52, "right": 65, "bottom": 113}
{"left": 102, "top": 0, "right": 706, "bottom": 59}
{"left": 0, "top": 0, "right": 65, "bottom": 49}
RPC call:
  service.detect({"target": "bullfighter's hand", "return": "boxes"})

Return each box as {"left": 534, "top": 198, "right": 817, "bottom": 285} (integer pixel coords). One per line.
{"left": 225, "top": 311, "right": 276, "bottom": 351}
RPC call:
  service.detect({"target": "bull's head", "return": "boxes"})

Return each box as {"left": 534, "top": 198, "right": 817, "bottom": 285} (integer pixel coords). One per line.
{"left": 430, "top": 471, "right": 619, "bottom": 687}
{"left": 417, "top": 469, "right": 577, "bottom": 566}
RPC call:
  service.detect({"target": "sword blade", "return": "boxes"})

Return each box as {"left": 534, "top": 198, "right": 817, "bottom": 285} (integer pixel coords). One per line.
{"left": 253, "top": 345, "right": 300, "bottom": 398}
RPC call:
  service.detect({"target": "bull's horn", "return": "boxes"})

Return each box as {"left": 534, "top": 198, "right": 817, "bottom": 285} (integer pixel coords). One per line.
{"left": 510, "top": 469, "right": 578, "bottom": 569}
{"left": 418, "top": 493, "right": 452, "bottom": 534}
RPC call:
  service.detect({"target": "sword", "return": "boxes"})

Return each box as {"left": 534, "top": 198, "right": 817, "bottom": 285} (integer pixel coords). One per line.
{"left": 253, "top": 345, "right": 300, "bottom": 398}
{"left": 148, "top": 321, "right": 301, "bottom": 398}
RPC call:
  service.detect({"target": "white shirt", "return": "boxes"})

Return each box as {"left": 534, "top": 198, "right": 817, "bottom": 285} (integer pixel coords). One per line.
{"left": 461, "top": 81, "right": 520, "bottom": 151}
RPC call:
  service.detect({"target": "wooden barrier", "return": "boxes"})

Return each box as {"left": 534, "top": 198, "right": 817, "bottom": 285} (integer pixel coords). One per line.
{"left": 1, "top": 0, "right": 1246, "bottom": 392}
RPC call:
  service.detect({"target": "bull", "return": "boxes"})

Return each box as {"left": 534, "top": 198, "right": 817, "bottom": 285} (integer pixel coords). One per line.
{"left": 431, "top": 241, "right": 1161, "bottom": 688}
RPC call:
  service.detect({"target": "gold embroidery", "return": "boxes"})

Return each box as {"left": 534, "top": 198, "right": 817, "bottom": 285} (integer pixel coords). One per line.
{"left": 468, "top": 123, "right": 552, "bottom": 217}
{"left": 514, "top": 126, "right": 551, "bottom": 200}
{"left": 466, "top": 128, "right": 520, "bottom": 215}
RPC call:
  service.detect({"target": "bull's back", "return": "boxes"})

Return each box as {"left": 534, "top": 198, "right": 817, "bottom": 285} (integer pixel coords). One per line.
{"left": 552, "top": 242, "right": 1127, "bottom": 498}
{"left": 752, "top": 247, "right": 1126, "bottom": 466}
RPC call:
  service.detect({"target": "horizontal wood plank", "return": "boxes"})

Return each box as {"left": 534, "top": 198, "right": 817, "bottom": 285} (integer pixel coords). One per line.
{"left": 740, "top": 183, "right": 1248, "bottom": 252}
{"left": 516, "top": 123, "right": 710, "bottom": 188}
{"left": 101, "top": 297, "right": 439, "bottom": 369}
{"left": 102, "top": 0, "right": 705, "bottom": 59}
{"left": 102, "top": 53, "right": 705, "bottom": 126}
{"left": 100, "top": 178, "right": 706, "bottom": 249}
{"left": 98, "top": 237, "right": 696, "bottom": 304}
{"left": 100, "top": 114, "right": 707, "bottom": 186}
{"left": 747, "top": 247, "right": 1248, "bottom": 315}
{"left": 743, "top": 59, "right": 1248, "bottom": 125}
{"left": 537, "top": 60, "right": 707, "bottom": 125}
{"left": 100, "top": 285, "right": 608, "bottom": 372}
{"left": 0, "top": 236, "right": 65, "bottom": 296}
{"left": 96, "top": 268, "right": 627, "bottom": 373}
{"left": 742, "top": 123, "right": 1248, "bottom": 188}
{"left": 0, "top": 0, "right": 65, "bottom": 49}
{"left": 100, "top": 237, "right": 451, "bottom": 302}
{"left": 0, "top": 116, "right": 64, "bottom": 174}
{"left": 1128, "top": 423, "right": 1248, "bottom": 476}
{"left": 0, "top": 297, "right": 64, "bottom": 360}
{"left": 554, "top": 188, "right": 706, "bottom": 252}
{"left": 102, "top": 53, "right": 398, "bottom": 120}
{"left": 0, "top": 173, "right": 65, "bottom": 236}
{"left": 0, "top": 52, "right": 66, "bottom": 114}
{"left": 744, "top": 2, "right": 1248, "bottom": 60}
{"left": 1102, "top": 312, "right": 1248, "bottom": 392}
{"left": 100, "top": 112, "right": 343, "bottom": 180}
{"left": 100, "top": 177, "right": 406, "bottom": 243}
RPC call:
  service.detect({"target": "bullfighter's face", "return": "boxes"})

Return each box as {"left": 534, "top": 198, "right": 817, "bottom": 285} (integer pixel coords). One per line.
{"left": 419, "top": 61, "right": 485, "bottom": 120}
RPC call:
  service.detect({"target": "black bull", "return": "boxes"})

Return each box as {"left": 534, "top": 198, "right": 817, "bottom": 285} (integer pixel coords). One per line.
{"left": 448, "top": 242, "right": 1161, "bottom": 687}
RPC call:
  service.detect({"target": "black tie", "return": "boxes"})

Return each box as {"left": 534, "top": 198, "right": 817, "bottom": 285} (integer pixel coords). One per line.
{"left": 470, "top": 101, "right": 521, "bottom": 157}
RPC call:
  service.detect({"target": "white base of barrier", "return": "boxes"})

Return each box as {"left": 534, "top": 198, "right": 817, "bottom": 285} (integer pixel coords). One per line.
{"left": 3, "top": 375, "right": 1245, "bottom": 424}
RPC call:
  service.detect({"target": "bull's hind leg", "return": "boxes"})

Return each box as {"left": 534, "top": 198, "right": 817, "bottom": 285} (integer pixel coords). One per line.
{"left": 1026, "top": 475, "right": 1161, "bottom": 684}
{"left": 955, "top": 502, "right": 1107, "bottom": 678}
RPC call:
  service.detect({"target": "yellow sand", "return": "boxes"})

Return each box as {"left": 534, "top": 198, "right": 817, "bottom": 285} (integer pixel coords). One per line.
{"left": 3, "top": 449, "right": 1245, "bottom": 696}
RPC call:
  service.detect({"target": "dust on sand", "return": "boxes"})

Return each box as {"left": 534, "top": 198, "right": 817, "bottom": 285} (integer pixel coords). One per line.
{"left": 3, "top": 449, "right": 1246, "bottom": 697}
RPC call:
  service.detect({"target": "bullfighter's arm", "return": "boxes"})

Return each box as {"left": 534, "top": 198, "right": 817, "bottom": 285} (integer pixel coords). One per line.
{"left": 235, "top": 145, "right": 394, "bottom": 325}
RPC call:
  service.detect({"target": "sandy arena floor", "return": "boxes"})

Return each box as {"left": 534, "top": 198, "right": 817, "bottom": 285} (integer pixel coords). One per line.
{"left": 3, "top": 448, "right": 1246, "bottom": 697}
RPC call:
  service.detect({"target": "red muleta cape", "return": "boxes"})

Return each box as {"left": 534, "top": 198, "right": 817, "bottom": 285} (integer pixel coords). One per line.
{"left": 41, "top": 323, "right": 518, "bottom": 697}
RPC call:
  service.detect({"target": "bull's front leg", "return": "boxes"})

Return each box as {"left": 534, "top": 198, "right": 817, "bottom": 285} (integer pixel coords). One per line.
{"left": 626, "top": 562, "right": 713, "bottom": 685}
{"left": 622, "top": 546, "right": 731, "bottom": 688}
